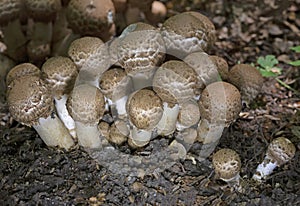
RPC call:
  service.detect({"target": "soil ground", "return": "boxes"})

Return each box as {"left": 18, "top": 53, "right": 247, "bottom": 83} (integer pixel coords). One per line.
{"left": 1, "top": 0, "right": 300, "bottom": 205}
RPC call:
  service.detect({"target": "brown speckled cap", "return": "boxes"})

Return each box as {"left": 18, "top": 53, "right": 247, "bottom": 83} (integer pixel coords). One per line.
{"left": 199, "top": 81, "right": 242, "bottom": 127}
{"left": 161, "top": 12, "right": 216, "bottom": 58}
{"left": 66, "top": 0, "right": 115, "bottom": 39}
{"left": 7, "top": 75, "right": 53, "bottom": 126}
{"left": 41, "top": 56, "right": 78, "bottom": 98}
{"left": 267, "top": 137, "right": 296, "bottom": 166}
{"left": 228, "top": 64, "right": 264, "bottom": 105}
{"left": 6, "top": 63, "right": 40, "bottom": 86}
{"left": 25, "top": 0, "right": 62, "bottom": 22}
{"left": 177, "top": 99, "right": 201, "bottom": 128}
{"left": 127, "top": 89, "right": 163, "bottom": 130}
{"left": 67, "top": 84, "right": 105, "bottom": 125}
{"left": 118, "top": 22, "right": 165, "bottom": 77}
{"left": 153, "top": 60, "right": 200, "bottom": 105}
{"left": 212, "top": 148, "right": 241, "bottom": 181}
{"left": 0, "top": 0, "right": 23, "bottom": 26}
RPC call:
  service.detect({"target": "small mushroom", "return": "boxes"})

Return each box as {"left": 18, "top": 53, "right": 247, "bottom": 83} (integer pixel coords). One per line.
{"left": 7, "top": 75, "right": 74, "bottom": 150}
{"left": 176, "top": 99, "right": 201, "bottom": 131}
{"left": 212, "top": 148, "right": 241, "bottom": 186}
{"left": 0, "top": 0, "right": 27, "bottom": 61}
{"left": 118, "top": 22, "right": 166, "bottom": 90}
{"left": 41, "top": 56, "right": 78, "bottom": 138}
{"left": 153, "top": 60, "right": 200, "bottom": 136}
{"left": 99, "top": 67, "right": 132, "bottom": 119}
{"left": 161, "top": 12, "right": 216, "bottom": 58}
{"left": 108, "top": 119, "right": 129, "bottom": 145}
{"left": 144, "top": 1, "right": 167, "bottom": 25}
{"left": 253, "top": 137, "right": 296, "bottom": 181}
{"left": 67, "top": 84, "right": 106, "bottom": 148}
{"left": 197, "top": 81, "right": 242, "bottom": 159}
{"left": 228, "top": 64, "right": 264, "bottom": 106}
{"left": 66, "top": 0, "right": 116, "bottom": 41}
{"left": 126, "top": 88, "right": 163, "bottom": 147}
{"left": 68, "top": 36, "right": 110, "bottom": 86}
{"left": 25, "top": 0, "right": 62, "bottom": 62}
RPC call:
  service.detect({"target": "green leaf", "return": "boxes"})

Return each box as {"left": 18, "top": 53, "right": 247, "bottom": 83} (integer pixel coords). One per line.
{"left": 257, "top": 55, "right": 278, "bottom": 69}
{"left": 258, "top": 68, "right": 278, "bottom": 77}
{"left": 289, "top": 60, "right": 300, "bottom": 66}
{"left": 290, "top": 46, "right": 300, "bottom": 53}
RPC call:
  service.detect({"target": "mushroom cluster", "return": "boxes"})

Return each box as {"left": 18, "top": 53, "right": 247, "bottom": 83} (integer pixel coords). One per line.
{"left": 3, "top": 3, "right": 280, "bottom": 178}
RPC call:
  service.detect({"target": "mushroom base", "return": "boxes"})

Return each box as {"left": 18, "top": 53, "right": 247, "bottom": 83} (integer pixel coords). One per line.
{"left": 252, "top": 156, "right": 278, "bottom": 181}
{"left": 75, "top": 121, "right": 102, "bottom": 149}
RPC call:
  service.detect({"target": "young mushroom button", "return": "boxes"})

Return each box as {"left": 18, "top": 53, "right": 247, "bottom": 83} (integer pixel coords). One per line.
{"left": 67, "top": 84, "right": 106, "bottom": 148}
{"left": 126, "top": 89, "right": 163, "bottom": 147}
{"left": 212, "top": 148, "right": 241, "bottom": 186}
{"left": 228, "top": 64, "right": 264, "bottom": 106}
{"left": 6, "top": 63, "right": 40, "bottom": 87}
{"left": 7, "top": 75, "right": 74, "bottom": 150}
{"left": 253, "top": 137, "right": 296, "bottom": 181}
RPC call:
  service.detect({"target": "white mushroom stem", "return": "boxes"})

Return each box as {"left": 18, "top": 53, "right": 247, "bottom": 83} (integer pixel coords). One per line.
{"left": 156, "top": 102, "right": 179, "bottom": 136}
{"left": 252, "top": 156, "right": 278, "bottom": 181}
{"left": 131, "top": 126, "right": 152, "bottom": 143}
{"left": 33, "top": 114, "right": 74, "bottom": 150}
{"left": 54, "top": 94, "right": 76, "bottom": 138}
{"left": 75, "top": 121, "right": 101, "bottom": 148}
{"left": 197, "top": 119, "right": 225, "bottom": 160}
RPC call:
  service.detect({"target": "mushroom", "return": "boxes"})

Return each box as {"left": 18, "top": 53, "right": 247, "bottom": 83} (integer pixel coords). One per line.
{"left": 197, "top": 81, "right": 242, "bottom": 159}
{"left": 99, "top": 67, "right": 132, "bottom": 119}
{"left": 212, "top": 148, "right": 241, "bottom": 186}
{"left": 153, "top": 60, "right": 200, "bottom": 136}
{"left": 227, "top": 64, "right": 264, "bottom": 106}
{"left": 184, "top": 52, "right": 220, "bottom": 91}
{"left": 176, "top": 99, "right": 201, "bottom": 131}
{"left": 118, "top": 22, "right": 166, "bottom": 90}
{"left": 209, "top": 55, "right": 229, "bottom": 81}
{"left": 66, "top": 0, "right": 116, "bottom": 41}
{"left": 68, "top": 36, "right": 110, "bottom": 86}
{"left": 25, "top": 0, "right": 62, "bottom": 62}
{"left": 6, "top": 63, "right": 40, "bottom": 95}
{"left": 0, "top": 0, "right": 27, "bottom": 61}
{"left": 126, "top": 88, "right": 163, "bottom": 147}
{"left": 253, "top": 137, "right": 296, "bottom": 181}
{"left": 144, "top": 1, "right": 167, "bottom": 25}
{"left": 7, "top": 75, "right": 74, "bottom": 150}
{"left": 41, "top": 56, "right": 78, "bottom": 138}
{"left": 160, "top": 12, "right": 216, "bottom": 58}
{"left": 67, "top": 84, "right": 106, "bottom": 148}
{"left": 107, "top": 119, "right": 129, "bottom": 145}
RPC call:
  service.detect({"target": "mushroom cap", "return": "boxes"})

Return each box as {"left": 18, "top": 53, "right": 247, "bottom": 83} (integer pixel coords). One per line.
{"left": 161, "top": 12, "right": 216, "bottom": 58}
{"left": 41, "top": 56, "right": 78, "bottom": 98}
{"left": 118, "top": 22, "right": 166, "bottom": 77}
{"left": 66, "top": 0, "right": 115, "bottom": 39}
{"left": 153, "top": 60, "right": 200, "bottom": 104}
{"left": 25, "top": 0, "right": 62, "bottom": 22}
{"left": 228, "top": 64, "right": 264, "bottom": 105}
{"left": 67, "top": 84, "right": 105, "bottom": 125}
{"left": 212, "top": 148, "right": 241, "bottom": 181}
{"left": 199, "top": 81, "right": 242, "bottom": 127}
{"left": 209, "top": 55, "right": 229, "bottom": 81}
{"left": 68, "top": 36, "right": 104, "bottom": 69}
{"left": 99, "top": 67, "right": 131, "bottom": 100}
{"left": 126, "top": 89, "right": 163, "bottom": 130}
{"left": 177, "top": 99, "right": 201, "bottom": 128}
{"left": 267, "top": 137, "right": 296, "bottom": 166}
{"left": 0, "top": 0, "right": 23, "bottom": 26}
{"left": 7, "top": 75, "right": 53, "bottom": 126}
{"left": 144, "top": 1, "right": 167, "bottom": 25}
{"left": 6, "top": 63, "right": 40, "bottom": 86}
{"left": 108, "top": 119, "right": 129, "bottom": 145}
{"left": 184, "top": 52, "right": 220, "bottom": 89}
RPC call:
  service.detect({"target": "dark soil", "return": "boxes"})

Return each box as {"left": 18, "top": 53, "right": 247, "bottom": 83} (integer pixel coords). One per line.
{"left": 1, "top": 0, "right": 300, "bottom": 205}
